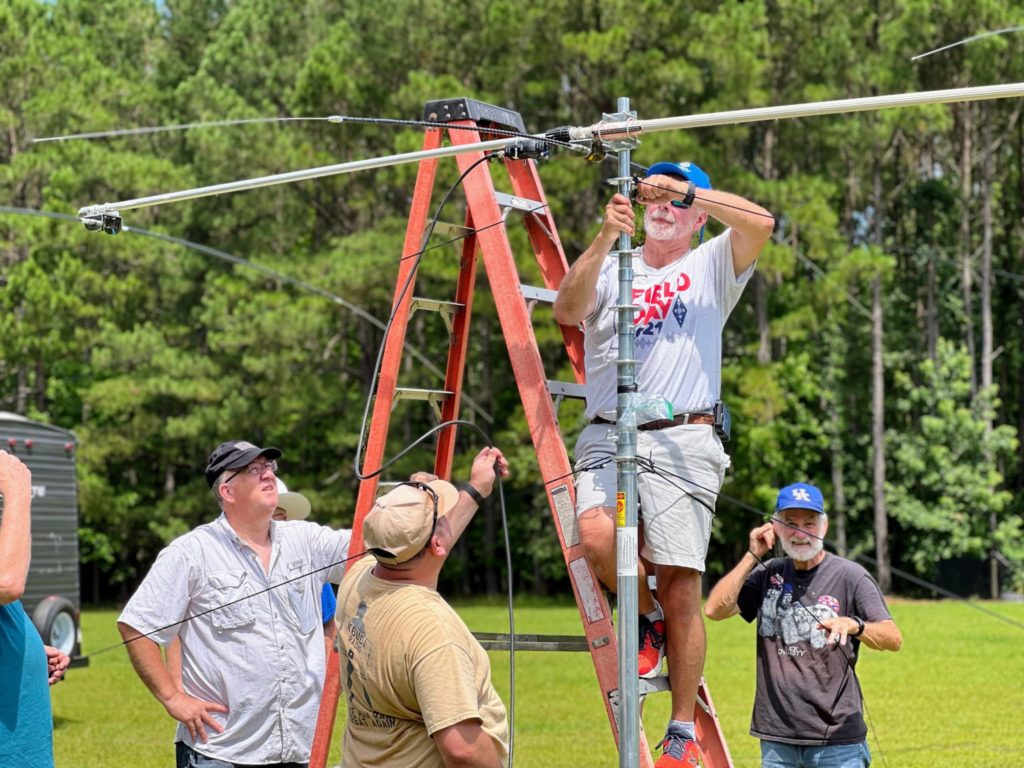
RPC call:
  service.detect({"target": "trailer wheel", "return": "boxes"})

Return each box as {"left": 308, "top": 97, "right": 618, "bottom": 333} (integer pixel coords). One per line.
{"left": 32, "top": 596, "right": 77, "bottom": 656}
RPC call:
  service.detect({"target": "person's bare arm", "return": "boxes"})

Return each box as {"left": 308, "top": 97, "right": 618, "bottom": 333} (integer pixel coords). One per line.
{"left": 552, "top": 193, "right": 634, "bottom": 326}
{"left": 636, "top": 175, "right": 774, "bottom": 276}
{"left": 705, "top": 523, "right": 774, "bottom": 620}
{"left": 118, "top": 622, "right": 227, "bottom": 742}
{"left": 432, "top": 720, "right": 503, "bottom": 768}
{"left": 818, "top": 616, "right": 903, "bottom": 651}
{"left": 166, "top": 636, "right": 183, "bottom": 692}
{"left": 0, "top": 451, "right": 32, "bottom": 604}
{"left": 444, "top": 448, "right": 509, "bottom": 543}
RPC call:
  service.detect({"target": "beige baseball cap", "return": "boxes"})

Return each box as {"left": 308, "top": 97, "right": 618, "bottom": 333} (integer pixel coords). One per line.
{"left": 275, "top": 478, "right": 311, "bottom": 521}
{"left": 363, "top": 480, "right": 459, "bottom": 565}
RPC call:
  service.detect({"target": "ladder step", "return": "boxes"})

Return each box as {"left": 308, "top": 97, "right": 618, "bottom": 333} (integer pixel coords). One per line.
{"left": 472, "top": 632, "right": 589, "bottom": 652}
{"left": 520, "top": 284, "right": 558, "bottom": 303}
{"left": 431, "top": 221, "right": 474, "bottom": 239}
{"left": 411, "top": 298, "right": 464, "bottom": 314}
{"left": 393, "top": 388, "right": 453, "bottom": 403}
{"left": 410, "top": 297, "right": 463, "bottom": 334}
{"left": 495, "top": 190, "right": 545, "bottom": 215}
{"left": 547, "top": 380, "right": 587, "bottom": 400}
{"left": 393, "top": 388, "right": 454, "bottom": 421}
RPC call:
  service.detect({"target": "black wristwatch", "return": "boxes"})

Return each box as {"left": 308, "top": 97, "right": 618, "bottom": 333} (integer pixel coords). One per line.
{"left": 461, "top": 483, "right": 486, "bottom": 506}
{"left": 850, "top": 616, "right": 865, "bottom": 638}
{"left": 681, "top": 179, "right": 696, "bottom": 207}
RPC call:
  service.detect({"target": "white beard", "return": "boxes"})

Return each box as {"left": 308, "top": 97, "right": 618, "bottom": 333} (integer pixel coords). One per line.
{"left": 780, "top": 535, "right": 824, "bottom": 563}
{"left": 644, "top": 209, "right": 687, "bottom": 241}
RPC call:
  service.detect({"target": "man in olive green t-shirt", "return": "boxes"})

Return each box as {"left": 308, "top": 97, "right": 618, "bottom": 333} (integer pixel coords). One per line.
{"left": 336, "top": 447, "right": 509, "bottom": 768}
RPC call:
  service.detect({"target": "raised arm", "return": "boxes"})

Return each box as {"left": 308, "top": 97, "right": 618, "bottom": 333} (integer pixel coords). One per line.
{"left": 446, "top": 447, "right": 509, "bottom": 543}
{"left": 637, "top": 175, "right": 775, "bottom": 276}
{"left": 705, "top": 523, "right": 775, "bottom": 620}
{"left": 552, "top": 193, "right": 634, "bottom": 326}
{"left": 0, "top": 451, "right": 32, "bottom": 604}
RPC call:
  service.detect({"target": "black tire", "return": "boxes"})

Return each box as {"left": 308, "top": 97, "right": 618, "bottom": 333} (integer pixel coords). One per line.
{"left": 32, "top": 596, "right": 78, "bottom": 656}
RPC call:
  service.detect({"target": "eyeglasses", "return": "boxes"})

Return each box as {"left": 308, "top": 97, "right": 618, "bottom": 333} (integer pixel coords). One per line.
{"left": 225, "top": 459, "right": 278, "bottom": 484}
{"left": 669, "top": 199, "right": 691, "bottom": 210}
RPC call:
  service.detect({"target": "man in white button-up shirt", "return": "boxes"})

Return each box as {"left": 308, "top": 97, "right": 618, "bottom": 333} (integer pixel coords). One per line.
{"left": 117, "top": 440, "right": 352, "bottom": 767}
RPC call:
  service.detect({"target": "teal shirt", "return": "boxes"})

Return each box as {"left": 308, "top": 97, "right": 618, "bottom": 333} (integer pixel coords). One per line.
{"left": 0, "top": 601, "right": 54, "bottom": 768}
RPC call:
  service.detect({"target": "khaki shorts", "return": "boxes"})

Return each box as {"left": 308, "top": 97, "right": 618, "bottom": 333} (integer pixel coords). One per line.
{"left": 573, "top": 422, "right": 730, "bottom": 572}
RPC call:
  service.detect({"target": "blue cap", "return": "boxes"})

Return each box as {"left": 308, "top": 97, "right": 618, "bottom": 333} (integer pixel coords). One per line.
{"left": 775, "top": 482, "right": 825, "bottom": 515}
{"left": 645, "top": 161, "right": 712, "bottom": 190}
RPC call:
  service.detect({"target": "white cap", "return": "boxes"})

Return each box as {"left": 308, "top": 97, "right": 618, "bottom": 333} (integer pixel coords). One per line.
{"left": 275, "top": 478, "right": 311, "bottom": 521}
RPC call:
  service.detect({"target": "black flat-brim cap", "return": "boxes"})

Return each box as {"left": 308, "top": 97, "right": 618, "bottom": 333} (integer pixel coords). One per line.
{"left": 205, "top": 440, "right": 282, "bottom": 487}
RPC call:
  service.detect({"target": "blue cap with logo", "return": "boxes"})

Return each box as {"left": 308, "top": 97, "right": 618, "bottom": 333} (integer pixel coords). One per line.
{"left": 775, "top": 482, "right": 825, "bottom": 515}
{"left": 645, "top": 161, "right": 713, "bottom": 190}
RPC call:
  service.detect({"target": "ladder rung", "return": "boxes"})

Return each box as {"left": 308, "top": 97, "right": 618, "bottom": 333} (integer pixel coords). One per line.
{"left": 393, "top": 388, "right": 454, "bottom": 421}
{"left": 411, "top": 297, "right": 464, "bottom": 317}
{"left": 495, "top": 191, "right": 545, "bottom": 215}
{"left": 393, "top": 388, "right": 453, "bottom": 402}
{"left": 521, "top": 284, "right": 558, "bottom": 303}
{"left": 547, "top": 380, "right": 587, "bottom": 399}
{"left": 410, "top": 298, "right": 463, "bottom": 335}
{"left": 472, "top": 632, "right": 589, "bottom": 652}
{"left": 431, "top": 221, "right": 474, "bottom": 239}
{"left": 411, "top": 297, "right": 464, "bottom": 313}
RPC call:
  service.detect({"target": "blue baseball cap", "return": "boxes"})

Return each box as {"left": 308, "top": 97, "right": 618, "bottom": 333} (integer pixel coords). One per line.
{"left": 645, "top": 161, "right": 713, "bottom": 190}
{"left": 775, "top": 482, "right": 825, "bottom": 515}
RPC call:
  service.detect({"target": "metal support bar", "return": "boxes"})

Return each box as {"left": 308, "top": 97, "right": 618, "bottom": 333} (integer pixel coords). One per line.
{"left": 611, "top": 96, "right": 641, "bottom": 768}
{"left": 79, "top": 83, "right": 1024, "bottom": 224}
{"left": 472, "top": 633, "right": 590, "bottom": 652}
{"left": 561, "top": 82, "right": 1024, "bottom": 140}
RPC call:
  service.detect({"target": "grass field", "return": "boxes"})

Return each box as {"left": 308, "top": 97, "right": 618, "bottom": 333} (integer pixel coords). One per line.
{"left": 53, "top": 599, "right": 1024, "bottom": 767}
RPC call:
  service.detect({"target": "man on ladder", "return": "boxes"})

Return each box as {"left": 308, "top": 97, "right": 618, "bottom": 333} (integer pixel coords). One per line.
{"left": 552, "top": 161, "right": 774, "bottom": 767}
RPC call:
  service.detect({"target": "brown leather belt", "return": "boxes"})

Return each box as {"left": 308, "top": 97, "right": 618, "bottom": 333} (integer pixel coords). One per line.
{"left": 591, "top": 412, "right": 714, "bottom": 431}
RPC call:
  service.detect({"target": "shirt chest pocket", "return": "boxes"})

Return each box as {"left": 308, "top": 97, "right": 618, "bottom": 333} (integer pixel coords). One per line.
{"left": 286, "top": 561, "right": 320, "bottom": 636}
{"left": 207, "top": 570, "right": 257, "bottom": 631}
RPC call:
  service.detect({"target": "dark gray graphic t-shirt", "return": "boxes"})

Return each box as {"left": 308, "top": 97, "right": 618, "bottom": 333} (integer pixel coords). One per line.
{"left": 737, "top": 554, "right": 891, "bottom": 745}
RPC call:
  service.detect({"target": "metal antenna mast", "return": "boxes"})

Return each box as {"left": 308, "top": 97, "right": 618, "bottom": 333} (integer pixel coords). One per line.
{"left": 610, "top": 96, "right": 641, "bottom": 768}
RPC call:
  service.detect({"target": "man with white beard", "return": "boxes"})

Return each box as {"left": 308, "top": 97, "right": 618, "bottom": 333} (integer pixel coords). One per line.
{"left": 554, "top": 161, "right": 774, "bottom": 768}
{"left": 704, "top": 483, "right": 903, "bottom": 768}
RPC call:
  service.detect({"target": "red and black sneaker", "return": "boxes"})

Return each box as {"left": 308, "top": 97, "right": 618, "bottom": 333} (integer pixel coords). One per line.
{"left": 638, "top": 615, "right": 666, "bottom": 678}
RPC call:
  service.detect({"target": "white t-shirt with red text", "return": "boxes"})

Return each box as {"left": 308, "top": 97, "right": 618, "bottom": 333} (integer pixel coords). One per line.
{"left": 582, "top": 231, "right": 754, "bottom": 420}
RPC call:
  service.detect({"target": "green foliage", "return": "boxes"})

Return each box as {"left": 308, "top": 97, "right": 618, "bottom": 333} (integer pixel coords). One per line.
{"left": 2, "top": 0, "right": 1024, "bottom": 598}
{"left": 887, "top": 340, "right": 1020, "bottom": 575}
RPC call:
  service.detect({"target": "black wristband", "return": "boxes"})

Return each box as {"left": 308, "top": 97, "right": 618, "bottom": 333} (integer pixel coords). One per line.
{"left": 461, "top": 483, "right": 486, "bottom": 506}
{"left": 681, "top": 179, "right": 696, "bottom": 207}
{"left": 850, "top": 616, "right": 865, "bottom": 638}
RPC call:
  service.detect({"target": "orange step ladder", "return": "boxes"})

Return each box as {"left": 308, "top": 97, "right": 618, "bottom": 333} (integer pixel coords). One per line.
{"left": 309, "top": 97, "right": 732, "bottom": 768}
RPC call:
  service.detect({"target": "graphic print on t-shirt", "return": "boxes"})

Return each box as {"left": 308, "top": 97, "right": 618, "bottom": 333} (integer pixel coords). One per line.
{"left": 633, "top": 272, "right": 691, "bottom": 353}
{"left": 758, "top": 573, "right": 840, "bottom": 653}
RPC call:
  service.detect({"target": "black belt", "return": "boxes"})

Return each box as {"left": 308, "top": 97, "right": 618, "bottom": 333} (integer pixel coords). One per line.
{"left": 591, "top": 412, "right": 714, "bottom": 431}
